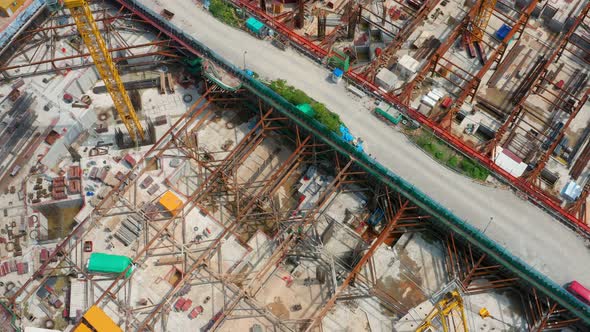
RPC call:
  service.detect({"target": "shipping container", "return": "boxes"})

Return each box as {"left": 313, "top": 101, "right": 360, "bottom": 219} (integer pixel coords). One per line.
{"left": 374, "top": 107, "right": 402, "bottom": 125}
{"left": 86, "top": 253, "right": 134, "bottom": 278}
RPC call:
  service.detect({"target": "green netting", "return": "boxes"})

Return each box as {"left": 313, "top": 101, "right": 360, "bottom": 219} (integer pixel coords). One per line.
{"left": 296, "top": 103, "right": 315, "bottom": 117}
{"left": 118, "top": 0, "right": 590, "bottom": 325}
{"left": 328, "top": 50, "right": 350, "bottom": 72}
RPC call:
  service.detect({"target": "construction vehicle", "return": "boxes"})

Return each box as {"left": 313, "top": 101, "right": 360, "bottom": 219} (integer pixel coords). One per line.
{"left": 416, "top": 290, "right": 469, "bottom": 332}
{"left": 64, "top": 0, "right": 144, "bottom": 143}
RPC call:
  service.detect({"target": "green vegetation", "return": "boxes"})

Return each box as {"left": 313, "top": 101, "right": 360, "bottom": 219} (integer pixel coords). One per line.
{"left": 268, "top": 79, "right": 344, "bottom": 132}
{"left": 415, "top": 131, "right": 490, "bottom": 181}
{"left": 447, "top": 155, "right": 459, "bottom": 168}
{"left": 209, "top": 0, "right": 240, "bottom": 27}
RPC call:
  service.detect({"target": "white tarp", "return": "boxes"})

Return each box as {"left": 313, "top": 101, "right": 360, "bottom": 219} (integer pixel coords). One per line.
{"left": 561, "top": 181, "right": 582, "bottom": 201}
{"left": 493, "top": 147, "right": 527, "bottom": 177}
{"left": 375, "top": 68, "right": 397, "bottom": 91}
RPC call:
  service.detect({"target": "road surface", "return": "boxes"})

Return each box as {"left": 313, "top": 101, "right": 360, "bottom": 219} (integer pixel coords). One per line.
{"left": 139, "top": 0, "right": 590, "bottom": 286}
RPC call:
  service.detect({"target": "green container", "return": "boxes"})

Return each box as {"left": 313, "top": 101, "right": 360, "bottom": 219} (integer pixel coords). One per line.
{"left": 87, "top": 253, "right": 134, "bottom": 278}
{"left": 375, "top": 107, "right": 401, "bottom": 125}
{"left": 245, "top": 17, "right": 264, "bottom": 35}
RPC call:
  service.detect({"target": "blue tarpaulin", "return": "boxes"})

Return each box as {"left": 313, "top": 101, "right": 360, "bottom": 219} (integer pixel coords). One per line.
{"left": 332, "top": 68, "right": 343, "bottom": 78}
{"left": 340, "top": 125, "right": 364, "bottom": 152}
{"left": 495, "top": 24, "right": 512, "bottom": 40}
{"left": 340, "top": 125, "right": 353, "bottom": 142}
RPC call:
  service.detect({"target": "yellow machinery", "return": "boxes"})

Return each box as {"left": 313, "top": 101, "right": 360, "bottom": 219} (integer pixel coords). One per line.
{"left": 64, "top": 0, "right": 144, "bottom": 142}
{"left": 470, "top": 0, "right": 497, "bottom": 42}
{"left": 416, "top": 290, "right": 469, "bottom": 332}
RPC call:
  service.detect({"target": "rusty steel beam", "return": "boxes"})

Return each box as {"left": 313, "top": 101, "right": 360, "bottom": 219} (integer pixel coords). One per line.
{"left": 15, "top": 14, "right": 132, "bottom": 38}
{"left": 304, "top": 192, "right": 411, "bottom": 331}
{"left": 242, "top": 159, "right": 356, "bottom": 299}
{"left": 129, "top": 107, "right": 295, "bottom": 331}
{"left": 483, "top": 1, "right": 590, "bottom": 156}
{"left": 439, "top": 0, "right": 540, "bottom": 130}
{"left": 363, "top": 0, "right": 443, "bottom": 81}
{"left": 75, "top": 130, "right": 269, "bottom": 331}
{"left": 10, "top": 88, "right": 215, "bottom": 305}
{"left": 525, "top": 89, "right": 589, "bottom": 182}
{"left": 397, "top": 2, "right": 482, "bottom": 104}
{"left": 0, "top": 40, "right": 172, "bottom": 71}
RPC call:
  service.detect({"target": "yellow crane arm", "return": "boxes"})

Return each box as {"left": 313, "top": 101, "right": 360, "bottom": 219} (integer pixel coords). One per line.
{"left": 416, "top": 291, "right": 469, "bottom": 332}
{"left": 64, "top": 0, "right": 144, "bottom": 142}
{"left": 471, "top": 0, "right": 498, "bottom": 42}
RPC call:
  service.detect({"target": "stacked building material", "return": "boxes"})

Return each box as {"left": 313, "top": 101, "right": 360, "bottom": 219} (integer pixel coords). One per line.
{"left": 0, "top": 93, "right": 37, "bottom": 173}
{"left": 97, "top": 167, "right": 108, "bottom": 182}
{"left": 67, "top": 179, "right": 81, "bottom": 195}
{"left": 123, "top": 154, "right": 136, "bottom": 167}
{"left": 140, "top": 176, "right": 153, "bottom": 188}
{"left": 89, "top": 167, "right": 98, "bottom": 179}
{"left": 68, "top": 165, "right": 82, "bottom": 179}
{"left": 0, "top": 259, "right": 28, "bottom": 276}
{"left": 147, "top": 184, "right": 159, "bottom": 195}
{"left": 39, "top": 248, "right": 49, "bottom": 263}
{"left": 114, "top": 214, "right": 144, "bottom": 246}
{"left": 51, "top": 176, "right": 67, "bottom": 200}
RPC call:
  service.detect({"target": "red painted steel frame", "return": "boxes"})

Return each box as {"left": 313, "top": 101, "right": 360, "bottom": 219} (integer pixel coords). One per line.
{"left": 230, "top": 0, "right": 590, "bottom": 235}
{"left": 115, "top": 0, "right": 590, "bottom": 235}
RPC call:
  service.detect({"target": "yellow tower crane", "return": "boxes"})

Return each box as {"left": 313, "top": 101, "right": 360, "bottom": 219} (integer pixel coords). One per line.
{"left": 416, "top": 290, "right": 469, "bottom": 332}
{"left": 64, "top": 0, "right": 144, "bottom": 142}
{"left": 470, "top": 0, "right": 498, "bottom": 42}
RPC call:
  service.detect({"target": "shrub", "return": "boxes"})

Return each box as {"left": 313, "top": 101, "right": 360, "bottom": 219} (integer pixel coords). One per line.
{"left": 417, "top": 136, "right": 430, "bottom": 148}
{"left": 460, "top": 159, "right": 475, "bottom": 173}
{"left": 447, "top": 156, "right": 459, "bottom": 168}
{"left": 209, "top": 0, "right": 239, "bottom": 27}
{"left": 434, "top": 151, "right": 444, "bottom": 160}
{"left": 268, "top": 79, "right": 343, "bottom": 132}
{"left": 473, "top": 165, "right": 490, "bottom": 181}
{"left": 312, "top": 102, "right": 341, "bottom": 132}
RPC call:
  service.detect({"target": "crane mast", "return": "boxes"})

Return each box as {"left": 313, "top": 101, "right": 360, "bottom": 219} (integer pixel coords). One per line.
{"left": 64, "top": 0, "right": 144, "bottom": 142}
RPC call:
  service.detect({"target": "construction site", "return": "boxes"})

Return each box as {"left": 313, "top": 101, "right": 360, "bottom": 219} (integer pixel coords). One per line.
{"left": 0, "top": 0, "right": 588, "bottom": 331}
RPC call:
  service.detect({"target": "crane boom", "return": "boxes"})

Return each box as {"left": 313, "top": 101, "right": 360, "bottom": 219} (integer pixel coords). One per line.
{"left": 470, "top": 0, "right": 497, "bottom": 42}
{"left": 416, "top": 290, "right": 469, "bottom": 332}
{"left": 64, "top": 0, "right": 144, "bottom": 142}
